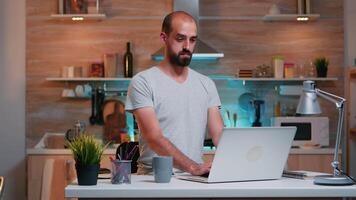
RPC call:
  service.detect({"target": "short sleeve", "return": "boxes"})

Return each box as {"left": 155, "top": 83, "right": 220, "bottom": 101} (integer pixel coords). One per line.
{"left": 125, "top": 74, "right": 154, "bottom": 112}
{"left": 206, "top": 79, "right": 221, "bottom": 108}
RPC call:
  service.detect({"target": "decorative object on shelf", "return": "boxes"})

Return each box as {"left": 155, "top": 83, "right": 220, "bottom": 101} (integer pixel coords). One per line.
{"left": 253, "top": 64, "right": 273, "bottom": 78}
{"left": 298, "top": 0, "right": 311, "bottom": 15}
{"left": 89, "top": 62, "right": 105, "bottom": 77}
{"left": 62, "top": 88, "right": 76, "bottom": 98}
{"left": 238, "top": 69, "right": 253, "bottom": 78}
{"left": 314, "top": 57, "right": 329, "bottom": 77}
{"left": 268, "top": 4, "right": 281, "bottom": 15}
{"left": 75, "top": 84, "right": 92, "bottom": 98}
{"left": 272, "top": 55, "right": 284, "bottom": 78}
{"left": 104, "top": 53, "right": 117, "bottom": 77}
{"left": 63, "top": 0, "right": 88, "bottom": 14}
{"left": 123, "top": 42, "right": 133, "bottom": 78}
{"left": 54, "top": 0, "right": 104, "bottom": 21}
{"left": 61, "top": 66, "right": 83, "bottom": 78}
{"left": 87, "top": 0, "right": 99, "bottom": 14}
{"left": 66, "top": 134, "right": 109, "bottom": 185}
{"left": 305, "top": 61, "right": 316, "bottom": 78}
{"left": 296, "top": 80, "right": 355, "bottom": 185}
{"left": 263, "top": 0, "right": 319, "bottom": 22}
{"left": 284, "top": 62, "right": 296, "bottom": 78}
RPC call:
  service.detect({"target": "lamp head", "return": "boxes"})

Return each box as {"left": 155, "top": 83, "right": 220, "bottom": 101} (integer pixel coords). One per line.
{"left": 296, "top": 81, "right": 322, "bottom": 115}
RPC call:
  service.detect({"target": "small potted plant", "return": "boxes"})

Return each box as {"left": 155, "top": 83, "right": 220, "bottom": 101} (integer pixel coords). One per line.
{"left": 66, "top": 134, "right": 109, "bottom": 185}
{"left": 314, "top": 57, "right": 329, "bottom": 77}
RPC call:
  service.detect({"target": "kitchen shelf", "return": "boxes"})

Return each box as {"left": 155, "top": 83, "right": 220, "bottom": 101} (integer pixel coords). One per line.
{"left": 50, "top": 14, "right": 106, "bottom": 21}
{"left": 263, "top": 14, "right": 320, "bottom": 22}
{"left": 46, "top": 77, "right": 131, "bottom": 81}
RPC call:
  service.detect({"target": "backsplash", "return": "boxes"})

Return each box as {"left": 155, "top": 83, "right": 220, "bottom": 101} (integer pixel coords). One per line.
{"left": 26, "top": 0, "right": 344, "bottom": 147}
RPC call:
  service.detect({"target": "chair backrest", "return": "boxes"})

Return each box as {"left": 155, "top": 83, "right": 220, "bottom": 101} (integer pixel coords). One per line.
{"left": 116, "top": 142, "right": 139, "bottom": 173}
{"left": 0, "top": 176, "right": 4, "bottom": 199}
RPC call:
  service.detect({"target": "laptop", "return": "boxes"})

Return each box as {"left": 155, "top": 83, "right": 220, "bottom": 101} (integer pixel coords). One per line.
{"left": 176, "top": 127, "right": 296, "bottom": 183}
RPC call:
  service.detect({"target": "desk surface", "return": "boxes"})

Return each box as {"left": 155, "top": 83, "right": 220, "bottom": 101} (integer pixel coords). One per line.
{"left": 65, "top": 175, "right": 356, "bottom": 198}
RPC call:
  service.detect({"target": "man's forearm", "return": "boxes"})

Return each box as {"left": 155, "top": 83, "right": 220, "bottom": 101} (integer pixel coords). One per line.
{"left": 146, "top": 136, "right": 197, "bottom": 173}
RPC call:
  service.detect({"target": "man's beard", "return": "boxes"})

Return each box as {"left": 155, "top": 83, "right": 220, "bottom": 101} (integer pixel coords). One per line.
{"left": 168, "top": 49, "right": 192, "bottom": 67}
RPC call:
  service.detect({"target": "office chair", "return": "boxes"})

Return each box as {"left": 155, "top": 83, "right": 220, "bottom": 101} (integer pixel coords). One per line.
{"left": 0, "top": 176, "right": 4, "bottom": 200}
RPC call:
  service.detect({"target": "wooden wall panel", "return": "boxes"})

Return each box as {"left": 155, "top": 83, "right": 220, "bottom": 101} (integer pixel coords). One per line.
{"left": 26, "top": 0, "right": 344, "bottom": 147}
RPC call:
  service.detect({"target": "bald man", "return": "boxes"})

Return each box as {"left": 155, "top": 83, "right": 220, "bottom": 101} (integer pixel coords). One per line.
{"left": 126, "top": 11, "right": 224, "bottom": 175}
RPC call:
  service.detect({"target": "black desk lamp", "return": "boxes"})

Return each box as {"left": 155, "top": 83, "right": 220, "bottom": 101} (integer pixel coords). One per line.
{"left": 296, "top": 80, "right": 354, "bottom": 185}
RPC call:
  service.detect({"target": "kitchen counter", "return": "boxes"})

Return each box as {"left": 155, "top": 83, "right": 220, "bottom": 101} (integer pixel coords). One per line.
{"left": 65, "top": 175, "right": 356, "bottom": 198}
{"left": 26, "top": 147, "right": 339, "bottom": 155}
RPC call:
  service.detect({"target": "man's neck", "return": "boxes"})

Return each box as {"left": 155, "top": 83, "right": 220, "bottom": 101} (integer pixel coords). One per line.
{"left": 158, "top": 60, "right": 189, "bottom": 83}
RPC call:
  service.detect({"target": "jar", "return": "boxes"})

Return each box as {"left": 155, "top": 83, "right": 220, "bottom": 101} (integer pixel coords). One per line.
{"left": 272, "top": 56, "right": 284, "bottom": 78}
{"left": 284, "top": 62, "right": 295, "bottom": 78}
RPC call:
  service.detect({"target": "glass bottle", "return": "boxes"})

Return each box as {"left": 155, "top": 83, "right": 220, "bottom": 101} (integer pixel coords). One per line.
{"left": 123, "top": 42, "right": 133, "bottom": 78}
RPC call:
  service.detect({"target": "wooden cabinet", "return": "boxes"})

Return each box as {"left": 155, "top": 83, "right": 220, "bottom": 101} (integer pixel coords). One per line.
{"left": 27, "top": 151, "right": 336, "bottom": 200}
{"left": 203, "top": 152, "right": 337, "bottom": 174}
{"left": 286, "top": 154, "right": 336, "bottom": 173}
{"left": 27, "top": 154, "right": 114, "bottom": 200}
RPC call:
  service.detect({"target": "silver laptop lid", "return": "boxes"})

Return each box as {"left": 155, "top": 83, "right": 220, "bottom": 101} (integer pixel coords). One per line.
{"left": 208, "top": 127, "right": 296, "bottom": 183}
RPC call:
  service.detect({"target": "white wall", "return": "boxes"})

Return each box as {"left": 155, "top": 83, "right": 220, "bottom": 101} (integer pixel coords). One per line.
{"left": 344, "top": 0, "right": 356, "bottom": 67}
{"left": 0, "top": 0, "right": 26, "bottom": 199}
{"left": 344, "top": 0, "right": 356, "bottom": 177}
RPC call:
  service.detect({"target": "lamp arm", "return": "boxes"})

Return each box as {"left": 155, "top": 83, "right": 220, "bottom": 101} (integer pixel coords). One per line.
{"left": 315, "top": 88, "right": 346, "bottom": 108}
{"left": 316, "top": 88, "right": 346, "bottom": 176}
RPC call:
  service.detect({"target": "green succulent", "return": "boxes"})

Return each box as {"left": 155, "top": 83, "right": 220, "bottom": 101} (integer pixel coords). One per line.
{"left": 66, "top": 134, "right": 109, "bottom": 165}
{"left": 314, "top": 57, "right": 329, "bottom": 77}
{"left": 314, "top": 57, "right": 329, "bottom": 70}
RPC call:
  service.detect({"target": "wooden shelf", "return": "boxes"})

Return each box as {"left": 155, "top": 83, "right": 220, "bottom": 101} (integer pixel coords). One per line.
{"left": 46, "top": 77, "right": 131, "bottom": 81}
{"left": 50, "top": 14, "right": 106, "bottom": 21}
{"left": 263, "top": 14, "right": 320, "bottom": 22}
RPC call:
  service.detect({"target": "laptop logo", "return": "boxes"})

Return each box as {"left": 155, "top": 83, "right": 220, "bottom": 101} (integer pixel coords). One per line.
{"left": 246, "top": 146, "right": 263, "bottom": 162}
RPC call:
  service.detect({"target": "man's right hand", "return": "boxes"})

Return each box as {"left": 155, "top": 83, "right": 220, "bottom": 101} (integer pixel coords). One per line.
{"left": 188, "top": 162, "right": 212, "bottom": 176}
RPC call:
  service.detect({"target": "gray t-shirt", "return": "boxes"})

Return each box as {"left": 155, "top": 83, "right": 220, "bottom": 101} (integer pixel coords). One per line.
{"left": 125, "top": 66, "right": 221, "bottom": 174}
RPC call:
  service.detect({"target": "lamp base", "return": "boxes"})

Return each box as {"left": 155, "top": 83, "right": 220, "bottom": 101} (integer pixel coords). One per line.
{"left": 313, "top": 175, "right": 354, "bottom": 186}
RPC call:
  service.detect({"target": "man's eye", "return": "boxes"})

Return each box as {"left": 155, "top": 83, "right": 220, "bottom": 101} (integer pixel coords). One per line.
{"left": 190, "top": 38, "right": 197, "bottom": 42}
{"left": 177, "top": 38, "right": 184, "bottom": 41}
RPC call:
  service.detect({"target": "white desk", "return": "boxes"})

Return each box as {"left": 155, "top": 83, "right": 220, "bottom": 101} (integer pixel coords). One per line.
{"left": 65, "top": 175, "right": 356, "bottom": 199}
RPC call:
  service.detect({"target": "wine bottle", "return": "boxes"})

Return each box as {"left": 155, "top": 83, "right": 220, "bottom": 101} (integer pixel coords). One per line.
{"left": 123, "top": 42, "right": 133, "bottom": 78}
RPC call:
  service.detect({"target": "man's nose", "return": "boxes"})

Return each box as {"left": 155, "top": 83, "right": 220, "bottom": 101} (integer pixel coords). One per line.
{"left": 183, "top": 39, "right": 190, "bottom": 50}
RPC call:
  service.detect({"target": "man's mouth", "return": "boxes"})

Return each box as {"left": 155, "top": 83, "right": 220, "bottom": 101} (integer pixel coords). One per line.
{"left": 179, "top": 52, "right": 192, "bottom": 57}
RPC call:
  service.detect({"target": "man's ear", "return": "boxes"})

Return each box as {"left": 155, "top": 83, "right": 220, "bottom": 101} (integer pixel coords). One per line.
{"left": 160, "top": 32, "right": 167, "bottom": 42}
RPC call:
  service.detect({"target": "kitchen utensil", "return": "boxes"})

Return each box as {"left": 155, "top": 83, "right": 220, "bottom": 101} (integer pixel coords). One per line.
{"left": 75, "top": 85, "right": 85, "bottom": 97}
{"left": 83, "top": 84, "right": 92, "bottom": 97}
{"left": 65, "top": 120, "right": 86, "bottom": 142}
{"left": 89, "top": 88, "right": 96, "bottom": 125}
{"left": 103, "top": 99, "right": 126, "bottom": 143}
{"left": 238, "top": 92, "right": 255, "bottom": 112}
{"left": 233, "top": 113, "right": 238, "bottom": 127}
{"left": 223, "top": 109, "right": 231, "bottom": 127}
{"left": 95, "top": 88, "right": 105, "bottom": 125}
{"left": 251, "top": 100, "right": 265, "bottom": 127}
